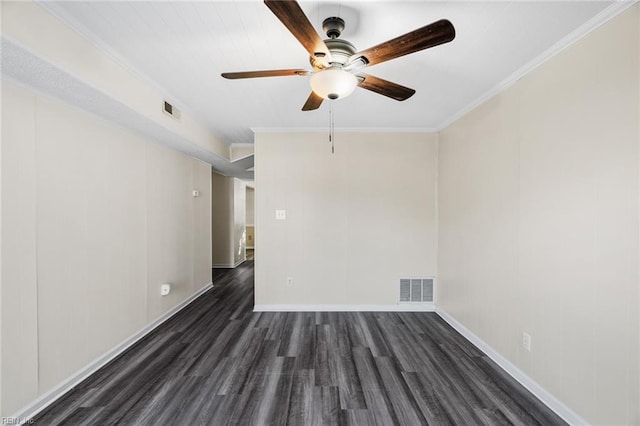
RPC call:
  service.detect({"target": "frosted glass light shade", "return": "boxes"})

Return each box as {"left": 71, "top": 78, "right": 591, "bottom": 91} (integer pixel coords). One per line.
{"left": 309, "top": 68, "right": 358, "bottom": 100}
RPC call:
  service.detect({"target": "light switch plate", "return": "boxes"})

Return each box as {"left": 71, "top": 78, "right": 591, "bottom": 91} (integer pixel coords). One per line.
{"left": 275, "top": 209, "right": 286, "bottom": 220}
{"left": 522, "top": 332, "right": 531, "bottom": 352}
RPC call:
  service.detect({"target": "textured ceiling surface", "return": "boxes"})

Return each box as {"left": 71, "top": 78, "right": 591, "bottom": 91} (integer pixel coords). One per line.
{"left": 40, "top": 1, "right": 615, "bottom": 145}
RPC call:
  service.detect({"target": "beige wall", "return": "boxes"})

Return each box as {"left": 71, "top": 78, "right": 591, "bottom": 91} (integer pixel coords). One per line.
{"left": 246, "top": 226, "right": 255, "bottom": 249}
{"left": 2, "top": 80, "right": 39, "bottom": 415}
{"left": 246, "top": 187, "right": 255, "bottom": 225}
{"left": 211, "top": 171, "right": 233, "bottom": 267}
{"left": 0, "top": 79, "right": 3, "bottom": 418}
{"left": 246, "top": 187, "right": 255, "bottom": 248}
{"left": 438, "top": 5, "right": 640, "bottom": 425}
{"left": 233, "top": 179, "right": 246, "bottom": 266}
{"left": 211, "top": 173, "right": 246, "bottom": 267}
{"left": 255, "top": 132, "right": 438, "bottom": 307}
{"left": 231, "top": 146, "right": 254, "bottom": 161}
{"left": 1, "top": 80, "right": 212, "bottom": 415}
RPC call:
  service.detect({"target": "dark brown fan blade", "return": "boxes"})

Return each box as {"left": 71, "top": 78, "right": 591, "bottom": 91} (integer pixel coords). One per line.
{"left": 348, "top": 19, "right": 455, "bottom": 67}
{"left": 302, "top": 92, "right": 323, "bottom": 111}
{"left": 221, "top": 69, "right": 310, "bottom": 79}
{"left": 357, "top": 74, "right": 415, "bottom": 101}
{"left": 264, "top": 0, "right": 332, "bottom": 64}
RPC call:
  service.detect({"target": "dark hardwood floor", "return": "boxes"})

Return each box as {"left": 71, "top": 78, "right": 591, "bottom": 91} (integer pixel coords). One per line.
{"left": 35, "top": 261, "right": 565, "bottom": 425}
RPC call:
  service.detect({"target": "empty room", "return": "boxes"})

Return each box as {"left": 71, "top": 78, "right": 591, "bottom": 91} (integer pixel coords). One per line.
{"left": 1, "top": 0, "right": 639, "bottom": 425}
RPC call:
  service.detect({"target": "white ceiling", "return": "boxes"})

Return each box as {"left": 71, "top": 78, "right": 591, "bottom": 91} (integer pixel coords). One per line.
{"left": 39, "top": 1, "right": 616, "bottom": 146}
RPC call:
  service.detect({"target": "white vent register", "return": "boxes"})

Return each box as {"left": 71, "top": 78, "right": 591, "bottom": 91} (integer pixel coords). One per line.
{"left": 399, "top": 278, "right": 434, "bottom": 303}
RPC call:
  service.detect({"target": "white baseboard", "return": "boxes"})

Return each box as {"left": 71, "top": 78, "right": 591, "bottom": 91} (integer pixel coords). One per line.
{"left": 12, "top": 291, "right": 582, "bottom": 425}
{"left": 212, "top": 259, "right": 245, "bottom": 269}
{"left": 253, "top": 303, "right": 435, "bottom": 312}
{"left": 11, "top": 282, "right": 214, "bottom": 422}
{"left": 436, "top": 308, "right": 588, "bottom": 426}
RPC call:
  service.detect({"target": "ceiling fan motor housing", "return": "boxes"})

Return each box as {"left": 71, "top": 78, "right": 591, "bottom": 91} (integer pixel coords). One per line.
{"left": 310, "top": 18, "right": 356, "bottom": 70}
{"left": 325, "top": 39, "right": 356, "bottom": 64}
{"left": 309, "top": 38, "right": 356, "bottom": 70}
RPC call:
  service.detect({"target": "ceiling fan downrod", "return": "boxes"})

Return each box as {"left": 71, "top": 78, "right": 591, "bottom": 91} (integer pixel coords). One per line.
{"left": 323, "top": 17, "right": 345, "bottom": 39}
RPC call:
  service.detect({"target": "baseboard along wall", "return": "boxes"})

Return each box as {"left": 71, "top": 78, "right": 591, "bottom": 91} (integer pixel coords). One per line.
{"left": 435, "top": 308, "right": 588, "bottom": 426}
{"left": 255, "top": 303, "right": 587, "bottom": 424}
{"left": 11, "top": 282, "right": 214, "bottom": 422}
{"left": 253, "top": 303, "right": 436, "bottom": 312}
{"left": 212, "top": 258, "right": 245, "bottom": 269}
{"left": 13, "top": 292, "right": 585, "bottom": 425}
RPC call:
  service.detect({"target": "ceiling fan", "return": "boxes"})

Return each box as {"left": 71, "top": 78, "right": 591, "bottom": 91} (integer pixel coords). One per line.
{"left": 222, "top": 0, "right": 455, "bottom": 111}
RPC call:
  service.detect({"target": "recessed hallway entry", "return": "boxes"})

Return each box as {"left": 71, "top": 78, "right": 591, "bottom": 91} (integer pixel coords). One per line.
{"left": 35, "top": 261, "right": 565, "bottom": 425}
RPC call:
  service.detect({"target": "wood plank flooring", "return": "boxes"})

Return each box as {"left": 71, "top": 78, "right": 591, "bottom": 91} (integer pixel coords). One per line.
{"left": 35, "top": 261, "right": 566, "bottom": 425}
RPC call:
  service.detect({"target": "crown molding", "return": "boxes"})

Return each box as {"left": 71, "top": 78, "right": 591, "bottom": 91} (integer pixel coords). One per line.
{"left": 437, "top": 0, "right": 639, "bottom": 131}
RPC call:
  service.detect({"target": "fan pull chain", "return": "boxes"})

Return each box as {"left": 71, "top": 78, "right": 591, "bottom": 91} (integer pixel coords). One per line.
{"left": 329, "top": 103, "right": 335, "bottom": 154}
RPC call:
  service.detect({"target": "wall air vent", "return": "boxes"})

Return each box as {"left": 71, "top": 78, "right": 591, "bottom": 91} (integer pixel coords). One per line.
{"left": 399, "top": 278, "right": 434, "bottom": 303}
{"left": 163, "top": 100, "right": 181, "bottom": 120}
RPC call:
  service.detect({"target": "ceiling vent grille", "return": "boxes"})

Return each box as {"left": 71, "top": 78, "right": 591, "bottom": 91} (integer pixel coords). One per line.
{"left": 399, "top": 278, "right": 434, "bottom": 303}
{"left": 163, "top": 100, "right": 181, "bottom": 120}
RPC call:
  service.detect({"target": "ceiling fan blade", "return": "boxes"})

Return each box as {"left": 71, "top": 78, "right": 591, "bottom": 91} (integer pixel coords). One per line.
{"left": 348, "top": 19, "right": 455, "bottom": 67}
{"left": 221, "top": 69, "right": 310, "bottom": 79}
{"left": 357, "top": 74, "right": 415, "bottom": 101}
{"left": 302, "top": 92, "right": 323, "bottom": 111}
{"left": 264, "top": 0, "right": 332, "bottom": 66}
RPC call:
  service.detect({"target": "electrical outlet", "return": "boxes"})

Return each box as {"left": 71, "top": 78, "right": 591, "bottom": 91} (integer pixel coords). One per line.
{"left": 522, "top": 332, "right": 531, "bottom": 352}
{"left": 286, "top": 277, "right": 294, "bottom": 287}
{"left": 160, "top": 283, "right": 171, "bottom": 296}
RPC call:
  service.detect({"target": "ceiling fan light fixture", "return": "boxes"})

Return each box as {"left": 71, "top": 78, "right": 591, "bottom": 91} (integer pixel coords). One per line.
{"left": 310, "top": 67, "right": 358, "bottom": 100}
{"left": 224, "top": 1, "right": 456, "bottom": 111}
